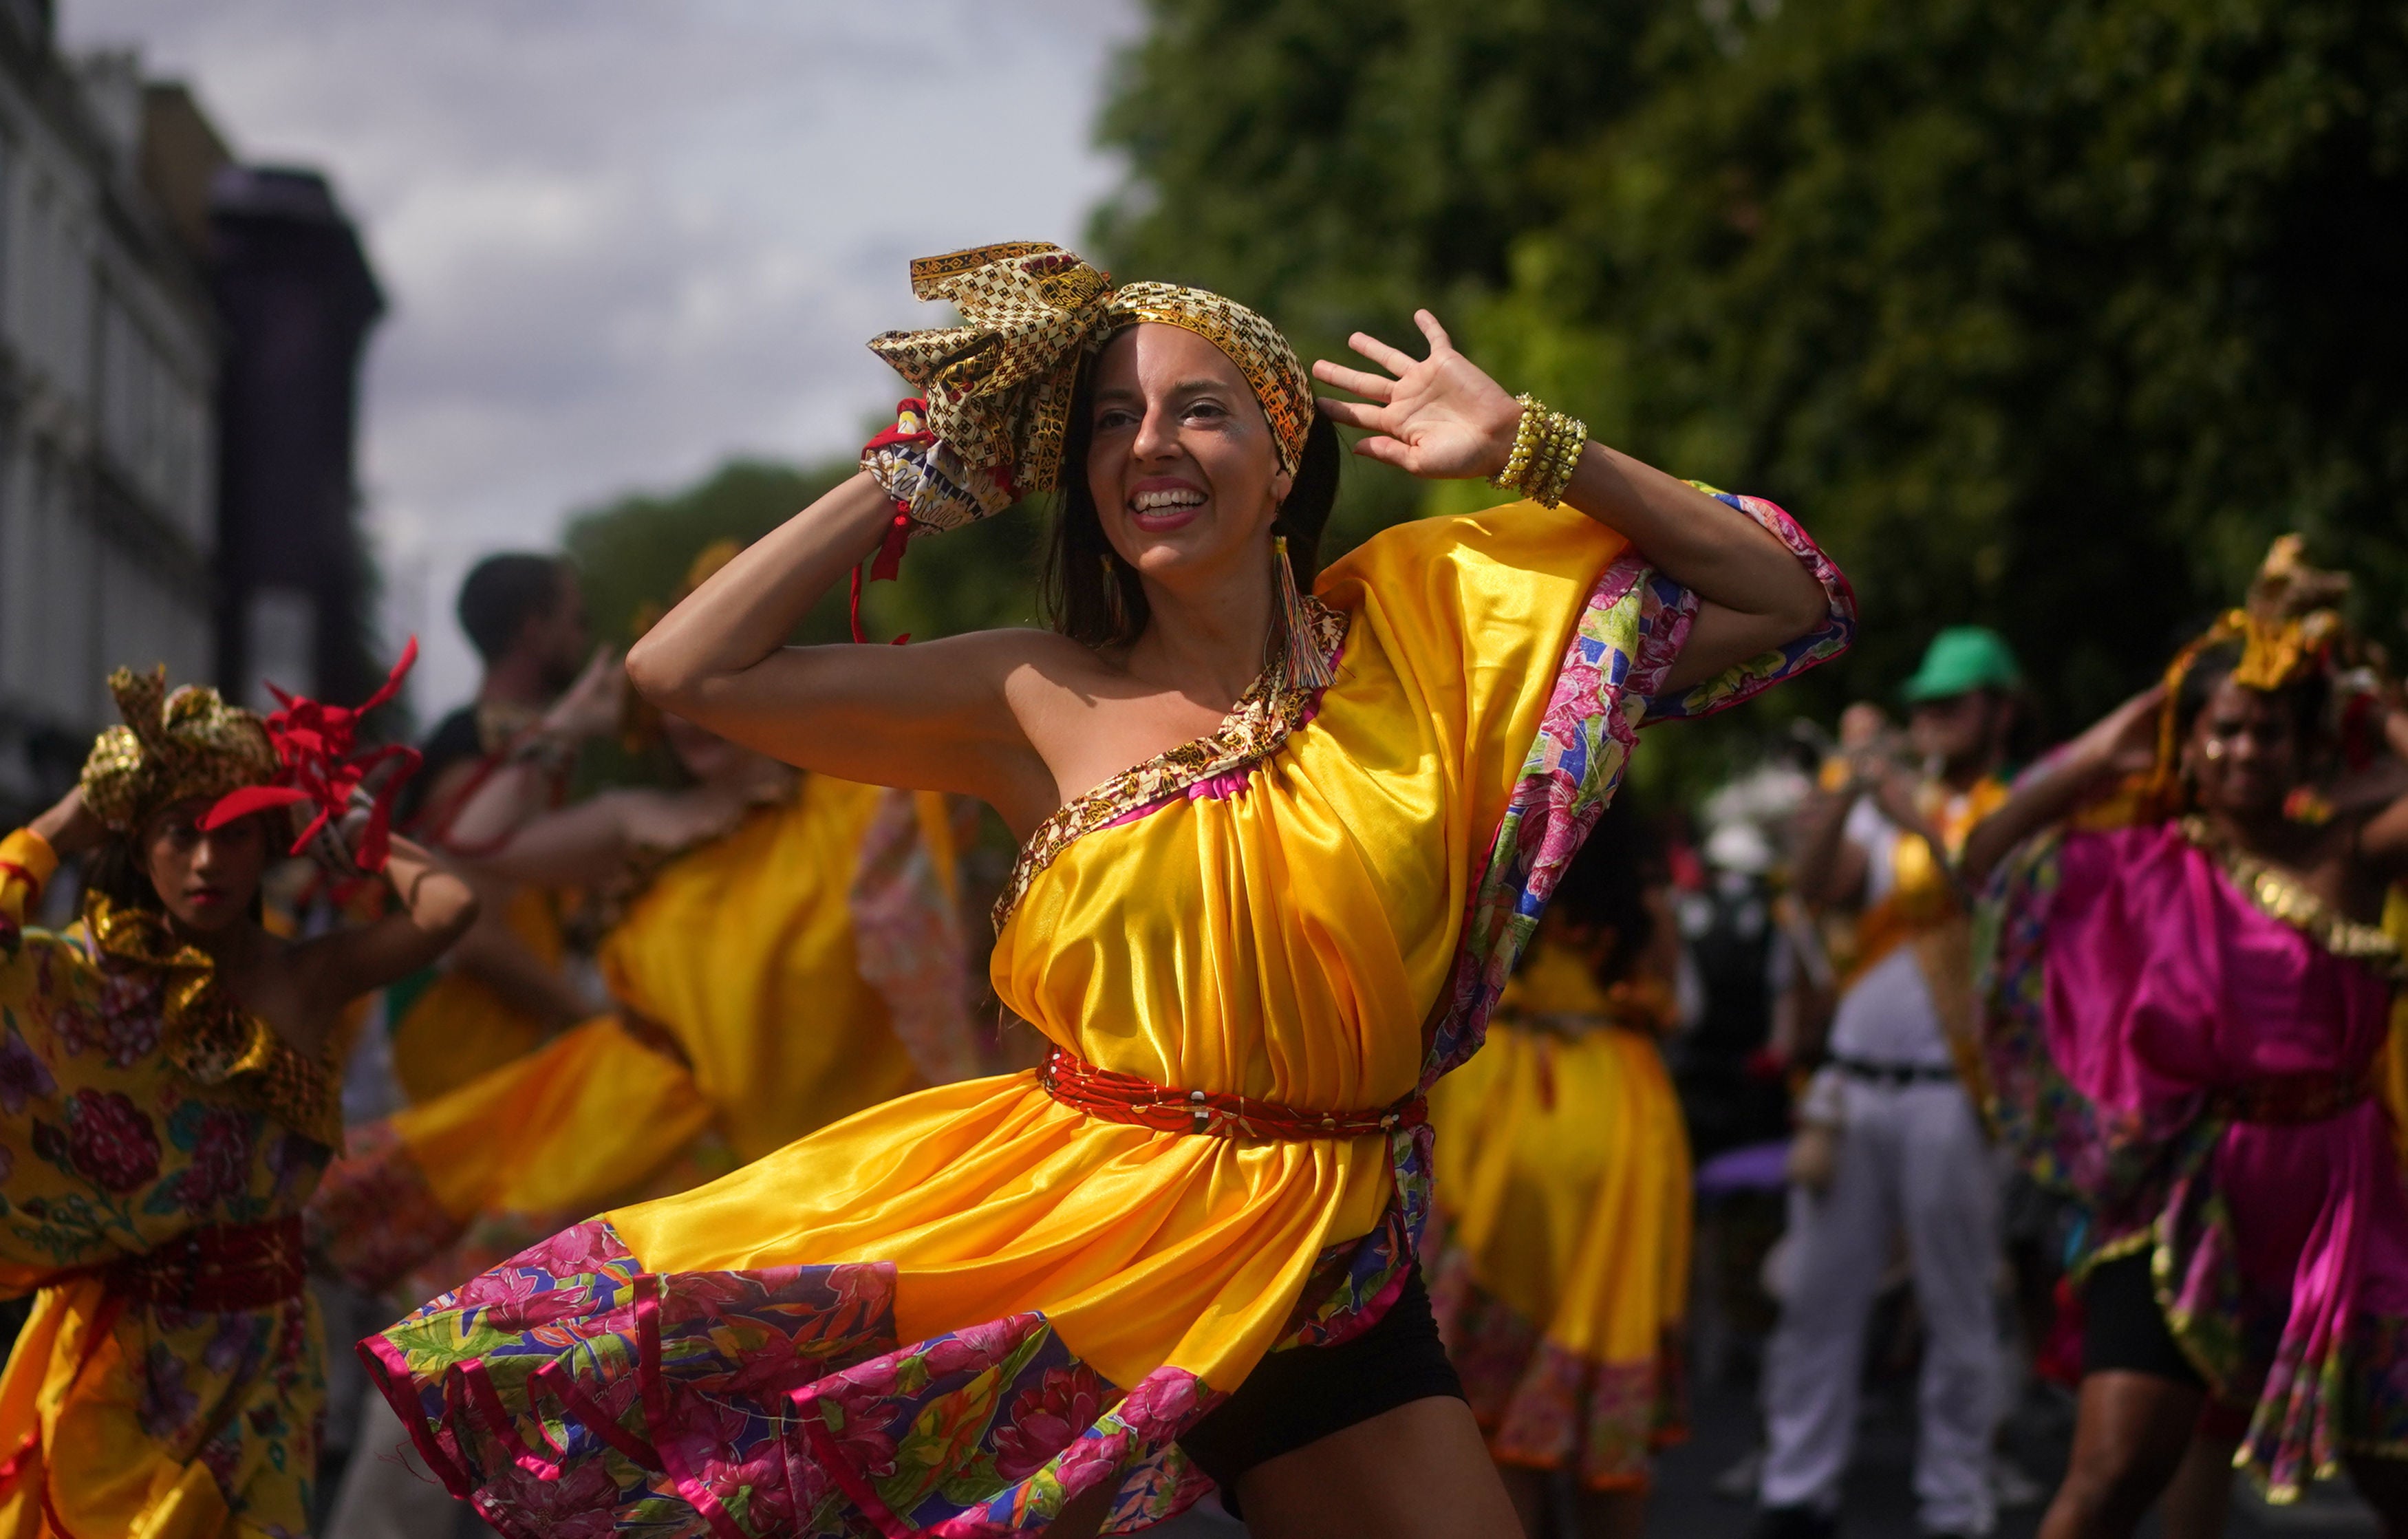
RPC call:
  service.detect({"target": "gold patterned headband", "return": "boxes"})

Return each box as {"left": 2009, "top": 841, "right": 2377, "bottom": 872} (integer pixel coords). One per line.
{"left": 863, "top": 242, "right": 1313, "bottom": 532}
{"left": 80, "top": 668, "right": 279, "bottom": 835}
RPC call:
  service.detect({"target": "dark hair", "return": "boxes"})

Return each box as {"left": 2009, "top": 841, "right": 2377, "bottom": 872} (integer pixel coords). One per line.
{"left": 1547, "top": 804, "right": 1664, "bottom": 986}
{"left": 2173, "top": 637, "right": 2328, "bottom": 748}
{"left": 1040, "top": 347, "right": 1342, "bottom": 649}
{"left": 458, "top": 553, "right": 570, "bottom": 663}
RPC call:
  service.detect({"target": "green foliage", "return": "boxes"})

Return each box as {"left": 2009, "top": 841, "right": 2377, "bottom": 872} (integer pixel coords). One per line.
{"left": 1095, "top": 0, "right": 2408, "bottom": 762}
{"left": 564, "top": 457, "right": 1048, "bottom": 654}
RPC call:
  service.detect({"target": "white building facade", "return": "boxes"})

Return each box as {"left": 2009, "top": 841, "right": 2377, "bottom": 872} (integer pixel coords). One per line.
{"left": 0, "top": 17, "right": 217, "bottom": 817}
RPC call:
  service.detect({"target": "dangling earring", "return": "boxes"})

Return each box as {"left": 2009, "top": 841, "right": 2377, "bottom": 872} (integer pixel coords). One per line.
{"left": 1272, "top": 533, "right": 1333, "bottom": 692}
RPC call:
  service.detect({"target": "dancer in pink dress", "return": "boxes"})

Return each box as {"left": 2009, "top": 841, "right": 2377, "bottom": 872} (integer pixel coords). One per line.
{"left": 1964, "top": 537, "right": 2408, "bottom": 1538}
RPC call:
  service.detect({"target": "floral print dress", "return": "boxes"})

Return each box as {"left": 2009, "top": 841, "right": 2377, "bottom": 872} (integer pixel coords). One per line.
{"left": 0, "top": 828, "right": 340, "bottom": 1539}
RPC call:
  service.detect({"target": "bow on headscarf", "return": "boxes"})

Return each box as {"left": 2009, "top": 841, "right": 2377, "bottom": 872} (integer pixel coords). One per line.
{"left": 861, "top": 241, "right": 1315, "bottom": 535}
{"left": 202, "top": 639, "right": 422, "bottom": 874}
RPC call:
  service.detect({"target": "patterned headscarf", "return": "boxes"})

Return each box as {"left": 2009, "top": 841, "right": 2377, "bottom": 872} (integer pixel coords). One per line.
{"left": 80, "top": 668, "right": 279, "bottom": 835}
{"left": 865, "top": 242, "right": 1314, "bottom": 531}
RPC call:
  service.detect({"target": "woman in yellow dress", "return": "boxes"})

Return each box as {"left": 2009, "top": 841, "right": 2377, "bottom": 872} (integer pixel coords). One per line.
{"left": 363, "top": 241, "right": 1853, "bottom": 1538}
{"left": 0, "top": 666, "right": 475, "bottom": 1537}
{"left": 311, "top": 552, "right": 980, "bottom": 1302}
{"left": 1426, "top": 805, "right": 1692, "bottom": 1539}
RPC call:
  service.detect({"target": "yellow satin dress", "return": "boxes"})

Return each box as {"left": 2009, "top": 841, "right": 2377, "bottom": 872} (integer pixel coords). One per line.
{"left": 364, "top": 495, "right": 1853, "bottom": 1535}
{"left": 608, "top": 509, "right": 1625, "bottom": 1389}
{"left": 0, "top": 831, "right": 342, "bottom": 1539}
{"left": 1426, "top": 939, "right": 1692, "bottom": 1489}
{"left": 313, "top": 777, "right": 971, "bottom": 1297}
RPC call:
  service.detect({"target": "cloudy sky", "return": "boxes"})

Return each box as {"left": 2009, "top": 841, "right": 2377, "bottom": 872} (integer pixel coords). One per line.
{"left": 61, "top": 0, "right": 1139, "bottom": 704}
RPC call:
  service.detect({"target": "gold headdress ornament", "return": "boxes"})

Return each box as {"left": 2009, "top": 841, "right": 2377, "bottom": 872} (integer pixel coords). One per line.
{"left": 861, "top": 241, "right": 1315, "bottom": 536}
{"left": 623, "top": 539, "right": 746, "bottom": 752}
{"left": 79, "top": 667, "right": 279, "bottom": 835}
{"left": 2141, "top": 534, "right": 2357, "bottom": 815}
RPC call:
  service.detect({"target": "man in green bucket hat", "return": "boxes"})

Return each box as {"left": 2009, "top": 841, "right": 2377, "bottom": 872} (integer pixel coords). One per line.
{"left": 1756, "top": 626, "right": 2024, "bottom": 1539}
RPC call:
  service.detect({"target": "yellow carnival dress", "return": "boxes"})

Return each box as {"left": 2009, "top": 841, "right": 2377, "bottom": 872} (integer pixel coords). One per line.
{"left": 1425, "top": 940, "right": 1692, "bottom": 1490}
{"left": 312, "top": 777, "right": 976, "bottom": 1299}
{"left": 363, "top": 500, "right": 1852, "bottom": 1537}
{"left": 0, "top": 832, "right": 343, "bottom": 1538}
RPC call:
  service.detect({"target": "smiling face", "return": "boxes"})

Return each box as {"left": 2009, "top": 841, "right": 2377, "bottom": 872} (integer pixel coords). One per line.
{"left": 1083, "top": 323, "right": 1291, "bottom": 599}
{"left": 2184, "top": 675, "right": 2303, "bottom": 819}
{"left": 138, "top": 797, "right": 269, "bottom": 934}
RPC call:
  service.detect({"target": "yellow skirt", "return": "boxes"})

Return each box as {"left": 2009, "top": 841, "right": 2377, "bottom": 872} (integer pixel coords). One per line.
{"left": 0, "top": 1280, "right": 321, "bottom": 1539}
{"left": 312, "top": 1018, "right": 719, "bottom": 1301}
{"left": 1426, "top": 1022, "right": 1692, "bottom": 1488}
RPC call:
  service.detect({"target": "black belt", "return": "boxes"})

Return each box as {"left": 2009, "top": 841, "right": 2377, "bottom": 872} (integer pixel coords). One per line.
{"left": 1831, "top": 1057, "right": 1958, "bottom": 1088}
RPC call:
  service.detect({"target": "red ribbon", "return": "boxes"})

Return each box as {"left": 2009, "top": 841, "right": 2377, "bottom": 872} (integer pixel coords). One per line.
{"left": 850, "top": 398, "right": 934, "bottom": 647}
{"left": 201, "top": 638, "right": 424, "bottom": 874}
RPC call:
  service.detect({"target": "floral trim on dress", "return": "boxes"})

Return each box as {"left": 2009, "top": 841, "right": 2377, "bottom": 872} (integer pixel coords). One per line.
{"left": 357, "top": 499, "right": 1850, "bottom": 1538}
{"left": 1425, "top": 1235, "right": 1686, "bottom": 1489}
{"left": 991, "top": 596, "right": 1348, "bottom": 932}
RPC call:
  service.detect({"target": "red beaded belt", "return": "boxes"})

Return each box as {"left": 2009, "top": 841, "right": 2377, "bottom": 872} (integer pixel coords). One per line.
{"left": 2206, "top": 1070, "right": 2372, "bottom": 1126}
{"left": 102, "top": 1216, "right": 307, "bottom": 1311}
{"left": 1038, "top": 1048, "right": 1426, "bottom": 1139}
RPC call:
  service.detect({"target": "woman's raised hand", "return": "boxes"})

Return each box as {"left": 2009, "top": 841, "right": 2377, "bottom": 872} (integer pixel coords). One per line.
{"left": 2070, "top": 683, "right": 2167, "bottom": 779}
{"left": 1313, "top": 311, "right": 1527, "bottom": 481}
{"left": 29, "top": 786, "right": 101, "bottom": 858}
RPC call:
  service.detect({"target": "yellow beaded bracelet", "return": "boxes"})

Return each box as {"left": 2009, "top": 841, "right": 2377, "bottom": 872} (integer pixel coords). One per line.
{"left": 1488, "top": 393, "right": 1587, "bottom": 508}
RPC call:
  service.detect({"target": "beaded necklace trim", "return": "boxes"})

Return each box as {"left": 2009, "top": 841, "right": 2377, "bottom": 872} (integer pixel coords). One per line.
{"left": 2177, "top": 815, "right": 2405, "bottom": 980}
{"left": 82, "top": 894, "right": 341, "bottom": 1146}
{"left": 993, "top": 595, "right": 1348, "bottom": 932}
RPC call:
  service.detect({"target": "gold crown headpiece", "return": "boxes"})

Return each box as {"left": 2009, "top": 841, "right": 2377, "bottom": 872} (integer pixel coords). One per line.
{"left": 78, "top": 668, "right": 279, "bottom": 836}
{"left": 2140, "top": 535, "right": 2362, "bottom": 814}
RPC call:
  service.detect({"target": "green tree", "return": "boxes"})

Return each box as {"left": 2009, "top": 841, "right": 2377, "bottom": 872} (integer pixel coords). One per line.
{"left": 563, "top": 458, "right": 1042, "bottom": 649}
{"left": 1095, "top": 0, "right": 2408, "bottom": 748}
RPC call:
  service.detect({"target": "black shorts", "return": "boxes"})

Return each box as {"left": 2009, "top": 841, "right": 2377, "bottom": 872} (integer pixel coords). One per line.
{"left": 1176, "top": 1263, "right": 1465, "bottom": 1511}
{"left": 2081, "top": 1251, "right": 2203, "bottom": 1388}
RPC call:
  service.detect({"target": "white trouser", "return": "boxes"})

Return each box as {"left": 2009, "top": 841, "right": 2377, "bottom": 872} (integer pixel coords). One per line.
{"left": 325, "top": 1385, "right": 500, "bottom": 1539}
{"left": 1759, "top": 1075, "right": 2002, "bottom": 1536}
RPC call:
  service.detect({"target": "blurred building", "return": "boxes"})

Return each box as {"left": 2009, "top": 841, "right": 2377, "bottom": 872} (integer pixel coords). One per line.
{"left": 0, "top": 2, "right": 383, "bottom": 824}
{"left": 0, "top": 14, "right": 216, "bottom": 819}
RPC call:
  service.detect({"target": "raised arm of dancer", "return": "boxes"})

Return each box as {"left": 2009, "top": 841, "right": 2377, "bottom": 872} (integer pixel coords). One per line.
{"left": 625, "top": 473, "right": 1059, "bottom": 818}
{"left": 1959, "top": 685, "right": 2163, "bottom": 889}
{"left": 1313, "top": 311, "right": 1831, "bottom": 689}
{"left": 440, "top": 644, "right": 623, "bottom": 855}
{"left": 299, "top": 834, "right": 477, "bottom": 1005}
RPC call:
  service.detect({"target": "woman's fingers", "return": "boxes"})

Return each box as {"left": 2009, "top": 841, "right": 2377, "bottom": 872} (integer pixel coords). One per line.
{"left": 1309, "top": 359, "right": 1397, "bottom": 402}
{"left": 1313, "top": 396, "right": 1391, "bottom": 432}
{"left": 1413, "top": 309, "right": 1453, "bottom": 352}
{"left": 1347, "top": 329, "right": 1422, "bottom": 376}
{"left": 1348, "top": 435, "right": 1415, "bottom": 470}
